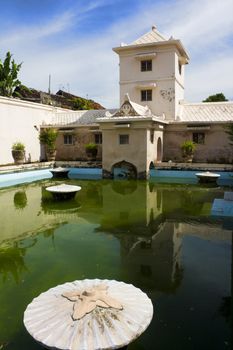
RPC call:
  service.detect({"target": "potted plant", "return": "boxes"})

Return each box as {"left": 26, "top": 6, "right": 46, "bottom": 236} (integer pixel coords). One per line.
{"left": 85, "top": 143, "right": 98, "bottom": 160}
{"left": 39, "top": 128, "right": 58, "bottom": 161}
{"left": 11, "top": 142, "right": 25, "bottom": 164}
{"left": 181, "top": 140, "right": 196, "bottom": 162}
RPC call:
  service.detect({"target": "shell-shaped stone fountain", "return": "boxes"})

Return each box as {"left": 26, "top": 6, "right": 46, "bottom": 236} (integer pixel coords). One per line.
{"left": 24, "top": 279, "right": 153, "bottom": 350}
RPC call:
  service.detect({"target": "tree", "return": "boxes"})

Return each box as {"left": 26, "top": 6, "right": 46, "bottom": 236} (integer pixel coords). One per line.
{"left": 203, "top": 93, "right": 228, "bottom": 102}
{"left": 0, "top": 51, "right": 22, "bottom": 97}
{"left": 72, "top": 97, "right": 92, "bottom": 110}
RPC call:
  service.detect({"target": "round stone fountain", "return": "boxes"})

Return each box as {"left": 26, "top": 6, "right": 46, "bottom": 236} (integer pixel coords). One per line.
{"left": 195, "top": 171, "right": 220, "bottom": 184}
{"left": 50, "top": 167, "right": 70, "bottom": 178}
{"left": 46, "top": 183, "right": 81, "bottom": 199}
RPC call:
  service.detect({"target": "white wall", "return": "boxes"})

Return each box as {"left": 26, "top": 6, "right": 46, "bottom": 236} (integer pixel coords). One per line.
{"left": 0, "top": 96, "right": 64, "bottom": 165}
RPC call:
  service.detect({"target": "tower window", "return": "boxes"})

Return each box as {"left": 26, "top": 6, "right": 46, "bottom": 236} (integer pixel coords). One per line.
{"left": 141, "top": 60, "right": 152, "bottom": 71}
{"left": 141, "top": 90, "right": 152, "bottom": 101}
{"left": 119, "top": 134, "right": 129, "bottom": 144}
{"left": 178, "top": 62, "right": 182, "bottom": 75}
{"left": 150, "top": 130, "right": 154, "bottom": 143}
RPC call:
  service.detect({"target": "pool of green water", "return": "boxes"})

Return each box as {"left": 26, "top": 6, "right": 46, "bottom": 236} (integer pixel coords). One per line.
{"left": 0, "top": 178, "right": 232, "bottom": 350}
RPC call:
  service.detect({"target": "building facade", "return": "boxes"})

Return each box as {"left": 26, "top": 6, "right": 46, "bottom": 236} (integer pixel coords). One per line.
{"left": 1, "top": 26, "right": 232, "bottom": 174}
{"left": 47, "top": 26, "right": 233, "bottom": 178}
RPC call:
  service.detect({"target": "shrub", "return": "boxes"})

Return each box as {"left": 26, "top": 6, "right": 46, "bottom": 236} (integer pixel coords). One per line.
{"left": 181, "top": 140, "right": 196, "bottom": 156}
{"left": 12, "top": 142, "right": 25, "bottom": 151}
{"left": 85, "top": 143, "right": 97, "bottom": 151}
{"left": 39, "top": 128, "right": 58, "bottom": 150}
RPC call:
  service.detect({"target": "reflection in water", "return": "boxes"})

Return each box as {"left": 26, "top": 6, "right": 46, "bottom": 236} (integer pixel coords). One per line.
{"left": 111, "top": 222, "right": 183, "bottom": 293}
{"left": 0, "top": 242, "right": 27, "bottom": 283}
{"left": 111, "top": 180, "right": 138, "bottom": 195}
{"left": 0, "top": 224, "right": 60, "bottom": 284}
{"left": 0, "top": 179, "right": 231, "bottom": 350}
{"left": 218, "top": 296, "right": 231, "bottom": 323}
{"left": 14, "top": 190, "right": 27, "bottom": 210}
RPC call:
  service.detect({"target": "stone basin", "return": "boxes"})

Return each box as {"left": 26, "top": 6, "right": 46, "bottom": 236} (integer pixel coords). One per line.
{"left": 46, "top": 183, "right": 81, "bottom": 199}
{"left": 50, "top": 167, "right": 70, "bottom": 178}
{"left": 195, "top": 171, "right": 220, "bottom": 183}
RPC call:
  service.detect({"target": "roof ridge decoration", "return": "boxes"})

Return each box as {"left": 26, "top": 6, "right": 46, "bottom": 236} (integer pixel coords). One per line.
{"left": 131, "top": 25, "right": 167, "bottom": 45}
{"left": 108, "top": 94, "right": 152, "bottom": 118}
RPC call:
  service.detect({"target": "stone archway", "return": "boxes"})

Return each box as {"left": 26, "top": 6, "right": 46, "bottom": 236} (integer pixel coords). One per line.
{"left": 157, "top": 137, "right": 162, "bottom": 162}
{"left": 112, "top": 160, "right": 137, "bottom": 179}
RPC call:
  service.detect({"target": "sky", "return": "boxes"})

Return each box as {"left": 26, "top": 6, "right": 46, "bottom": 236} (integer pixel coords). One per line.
{"left": 0, "top": 0, "right": 232, "bottom": 108}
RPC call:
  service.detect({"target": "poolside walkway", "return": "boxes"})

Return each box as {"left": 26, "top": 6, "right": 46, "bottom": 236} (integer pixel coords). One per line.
{"left": 0, "top": 161, "right": 102, "bottom": 174}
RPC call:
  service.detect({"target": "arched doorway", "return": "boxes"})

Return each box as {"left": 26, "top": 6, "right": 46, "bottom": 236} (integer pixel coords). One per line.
{"left": 149, "top": 161, "right": 155, "bottom": 170}
{"left": 157, "top": 137, "right": 162, "bottom": 162}
{"left": 112, "top": 160, "right": 137, "bottom": 179}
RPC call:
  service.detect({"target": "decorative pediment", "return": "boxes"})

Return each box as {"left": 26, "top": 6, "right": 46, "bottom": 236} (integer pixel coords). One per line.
{"left": 113, "top": 101, "right": 140, "bottom": 117}
{"left": 110, "top": 94, "right": 152, "bottom": 118}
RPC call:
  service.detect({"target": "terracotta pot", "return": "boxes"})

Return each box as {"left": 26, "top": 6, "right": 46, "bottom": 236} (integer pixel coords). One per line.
{"left": 12, "top": 150, "right": 25, "bottom": 164}
{"left": 86, "top": 148, "right": 97, "bottom": 161}
{"left": 46, "top": 149, "right": 57, "bottom": 161}
{"left": 183, "top": 153, "right": 194, "bottom": 163}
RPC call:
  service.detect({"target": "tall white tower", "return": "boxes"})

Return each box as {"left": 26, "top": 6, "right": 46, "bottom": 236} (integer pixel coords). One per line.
{"left": 113, "top": 26, "right": 189, "bottom": 121}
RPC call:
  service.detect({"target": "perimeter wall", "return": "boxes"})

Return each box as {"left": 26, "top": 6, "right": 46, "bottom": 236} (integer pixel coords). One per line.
{"left": 0, "top": 96, "right": 65, "bottom": 165}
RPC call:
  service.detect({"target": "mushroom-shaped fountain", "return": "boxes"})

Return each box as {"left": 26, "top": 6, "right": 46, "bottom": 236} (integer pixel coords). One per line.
{"left": 46, "top": 183, "right": 81, "bottom": 200}
{"left": 50, "top": 167, "right": 70, "bottom": 178}
{"left": 195, "top": 171, "right": 220, "bottom": 184}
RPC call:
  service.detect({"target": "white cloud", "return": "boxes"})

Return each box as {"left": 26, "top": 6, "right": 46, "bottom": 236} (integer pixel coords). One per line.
{"left": 0, "top": 0, "right": 110, "bottom": 46}
{"left": 0, "top": 11, "right": 75, "bottom": 46}
{"left": 186, "top": 51, "right": 233, "bottom": 101}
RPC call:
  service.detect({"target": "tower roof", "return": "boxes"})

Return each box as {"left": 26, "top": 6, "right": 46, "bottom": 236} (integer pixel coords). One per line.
{"left": 131, "top": 25, "right": 167, "bottom": 45}
{"left": 113, "top": 26, "right": 189, "bottom": 62}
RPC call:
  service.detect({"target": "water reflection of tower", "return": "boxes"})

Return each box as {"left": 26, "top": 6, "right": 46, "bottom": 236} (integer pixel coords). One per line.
{"left": 99, "top": 181, "right": 183, "bottom": 293}
{"left": 100, "top": 181, "right": 163, "bottom": 231}
{"left": 119, "top": 221, "right": 183, "bottom": 293}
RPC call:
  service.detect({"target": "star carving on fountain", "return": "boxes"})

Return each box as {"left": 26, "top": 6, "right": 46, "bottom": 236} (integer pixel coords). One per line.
{"left": 62, "top": 284, "right": 123, "bottom": 320}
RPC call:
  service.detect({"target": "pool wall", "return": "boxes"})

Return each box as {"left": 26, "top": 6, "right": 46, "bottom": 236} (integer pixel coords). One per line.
{"left": 0, "top": 167, "right": 233, "bottom": 188}
{"left": 0, "top": 168, "right": 103, "bottom": 188}
{"left": 0, "top": 169, "right": 53, "bottom": 188}
{"left": 150, "top": 169, "right": 233, "bottom": 185}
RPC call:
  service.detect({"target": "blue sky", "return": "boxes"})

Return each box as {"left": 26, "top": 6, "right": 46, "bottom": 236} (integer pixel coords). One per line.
{"left": 0, "top": 0, "right": 233, "bottom": 108}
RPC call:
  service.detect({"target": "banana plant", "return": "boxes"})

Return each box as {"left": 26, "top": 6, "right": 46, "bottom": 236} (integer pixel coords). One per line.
{"left": 0, "top": 51, "right": 22, "bottom": 97}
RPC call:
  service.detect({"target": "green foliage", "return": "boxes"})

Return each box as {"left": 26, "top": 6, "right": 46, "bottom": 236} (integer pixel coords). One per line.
{"left": 225, "top": 123, "right": 233, "bottom": 146}
{"left": 203, "top": 93, "right": 228, "bottom": 102}
{"left": 0, "top": 51, "right": 22, "bottom": 97}
{"left": 39, "top": 128, "right": 58, "bottom": 150}
{"left": 85, "top": 143, "right": 97, "bottom": 151}
{"left": 181, "top": 140, "right": 196, "bottom": 155}
{"left": 13, "top": 84, "right": 32, "bottom": 98}
{"left": 12, "top": 141, "right": 25, "bottom": 151}
{"left": 85, "top": 142, "right": 98, "bottom": 159}
{"left": 72, "top": 97, "right": 92, "bottom": 110}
